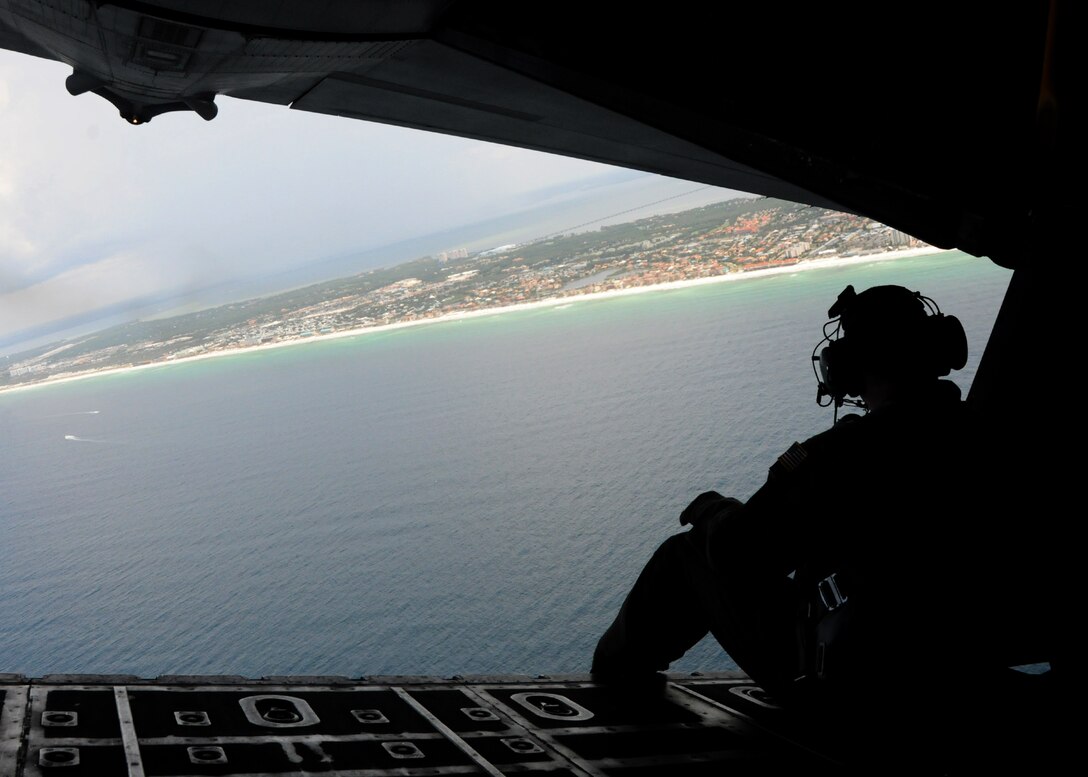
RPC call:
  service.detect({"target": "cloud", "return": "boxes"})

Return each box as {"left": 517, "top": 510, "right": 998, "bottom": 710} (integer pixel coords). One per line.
{"left": 0, "top": 241, "right": 202, "bottom": 337}
{"left": 0, "top": 48, "right": 643, "bottom": 347}
{"left": 0, "top": 160, "right": 38, "bottom": 270}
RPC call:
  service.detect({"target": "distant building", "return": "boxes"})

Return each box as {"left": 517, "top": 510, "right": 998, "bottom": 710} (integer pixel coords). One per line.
{"left": 889, "top": 229, "right": 913, "bottom": 246}
{"left": 785, "top": 240, "right": 812, "bottom": 258}
{"left": 437, "top": 248, "right": 469, "bottom": 262}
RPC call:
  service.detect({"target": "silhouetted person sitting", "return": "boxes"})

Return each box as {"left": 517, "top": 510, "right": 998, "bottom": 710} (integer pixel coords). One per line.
{"left": 592, "top": 284, "right": 1051, "bottom": 763}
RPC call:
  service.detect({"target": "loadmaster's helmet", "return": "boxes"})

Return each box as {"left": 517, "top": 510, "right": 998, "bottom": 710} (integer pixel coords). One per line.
{"left": 814, "top": 284, "right": 968, "bottom": 407}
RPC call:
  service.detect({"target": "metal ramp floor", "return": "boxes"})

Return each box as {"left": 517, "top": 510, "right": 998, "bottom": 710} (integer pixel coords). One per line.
{"left": 0, "top": 670, "right": 1058, "bottom": 775}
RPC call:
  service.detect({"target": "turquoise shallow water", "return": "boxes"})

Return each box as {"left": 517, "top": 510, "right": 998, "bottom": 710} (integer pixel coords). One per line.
{"left": 0, "top": 251, "right": 1012, "bottom": 677}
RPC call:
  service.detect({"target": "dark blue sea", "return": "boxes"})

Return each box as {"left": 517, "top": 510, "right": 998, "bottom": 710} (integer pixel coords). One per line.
{"left": 0, "top": 251, "right": 1012, "bottom": 678}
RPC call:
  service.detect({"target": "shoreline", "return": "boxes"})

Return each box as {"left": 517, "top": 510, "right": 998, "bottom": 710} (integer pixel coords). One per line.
{"left": 0, "top": 246, "right": 948, "bottom": 395}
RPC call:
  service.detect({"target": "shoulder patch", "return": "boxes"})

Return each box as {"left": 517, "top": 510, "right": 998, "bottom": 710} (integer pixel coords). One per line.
{"left": 769, "top": 441, "right": 807, "bottom": 480}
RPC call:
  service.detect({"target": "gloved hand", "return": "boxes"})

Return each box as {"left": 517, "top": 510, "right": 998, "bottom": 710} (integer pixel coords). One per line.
{"left": 679, "top": 490, "right": 743, "bottom": 528}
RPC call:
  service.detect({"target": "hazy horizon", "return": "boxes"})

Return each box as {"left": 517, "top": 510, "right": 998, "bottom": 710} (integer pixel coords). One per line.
{"left": 1, "top": 177, "right": 743, "bottom": 357}
{"left": 1, "top": 50, "right": 740, "bottom": 354}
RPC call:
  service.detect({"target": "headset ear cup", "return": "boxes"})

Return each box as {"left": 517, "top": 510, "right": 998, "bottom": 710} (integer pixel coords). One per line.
{"left": 929, "top": 315, "right": 968, "bottom": 376}
{"left": 818, "top": 345, "right": 835, "bottom": 397}
{"left": 839, "top": 339, "right": 863, "bottom": 397}
{"left": 822, "top": 338, "right": 862, "bottom": 399}
{"left": 946, "top": 315, "right": 968, "bottom": 371}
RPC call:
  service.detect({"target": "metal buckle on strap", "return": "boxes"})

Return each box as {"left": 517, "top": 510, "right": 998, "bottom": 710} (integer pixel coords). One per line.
{"left": 817, "top": 573, "right": 848, "bottom": 612}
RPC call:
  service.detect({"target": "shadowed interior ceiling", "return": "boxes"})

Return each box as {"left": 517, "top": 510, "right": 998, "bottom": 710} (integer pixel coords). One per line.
{"left": 0, "top": 1, "right": 1077, "bottom": 269}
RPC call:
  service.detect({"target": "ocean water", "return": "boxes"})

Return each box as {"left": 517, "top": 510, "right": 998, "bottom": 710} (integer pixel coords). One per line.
{"left": 0, "top": 251, "right": 1012, "bottom": 678}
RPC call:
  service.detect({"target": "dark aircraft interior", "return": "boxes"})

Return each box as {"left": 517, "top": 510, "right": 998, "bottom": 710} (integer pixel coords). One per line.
{"left": 0, "top": 1, "right": 1075, "bottom": 774}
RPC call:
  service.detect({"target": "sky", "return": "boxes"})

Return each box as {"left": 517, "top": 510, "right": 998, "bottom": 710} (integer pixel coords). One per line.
{"left": 1, "top": 50, "right": 738, "bottom": 354}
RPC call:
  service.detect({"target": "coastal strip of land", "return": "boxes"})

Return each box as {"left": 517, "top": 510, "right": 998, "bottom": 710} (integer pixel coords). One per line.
{"left": 0, "top": 246, "right": 946, "bottom": 395}
{"left": 1, "top": 197, "right": 945, "bottom": 391}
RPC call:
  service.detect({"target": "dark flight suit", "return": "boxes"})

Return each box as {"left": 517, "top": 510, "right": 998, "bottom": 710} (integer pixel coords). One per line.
{"left": 592, "top": 380, "right": 1038, "bottom": 707}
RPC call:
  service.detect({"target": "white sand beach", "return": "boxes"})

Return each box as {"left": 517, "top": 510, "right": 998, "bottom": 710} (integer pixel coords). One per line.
{"left": 0, "top": 246, "right": 949, "bottom": 395}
